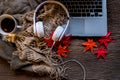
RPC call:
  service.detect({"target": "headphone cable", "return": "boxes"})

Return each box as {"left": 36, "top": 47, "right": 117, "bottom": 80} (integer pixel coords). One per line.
{"left": 58, "top": 59, "right": 86, "bottom": 80}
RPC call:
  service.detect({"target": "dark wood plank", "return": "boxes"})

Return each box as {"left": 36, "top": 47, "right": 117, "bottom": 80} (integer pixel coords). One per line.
{"left": 0, "top": 0, "right": 120, "bottom": 80}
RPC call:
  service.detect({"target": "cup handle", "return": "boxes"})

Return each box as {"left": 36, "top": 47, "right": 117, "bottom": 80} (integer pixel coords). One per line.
{"left": 17, "top": 25, "right": 22, "bottom": 28}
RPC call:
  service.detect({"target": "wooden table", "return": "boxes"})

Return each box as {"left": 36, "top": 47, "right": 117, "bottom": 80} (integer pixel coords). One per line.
{"left": 0, "top": 0, "right": 120, "bottom": 80}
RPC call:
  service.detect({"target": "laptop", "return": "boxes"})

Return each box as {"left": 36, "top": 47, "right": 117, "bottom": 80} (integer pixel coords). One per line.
{"left": 59, "top": 0, "right": 107, "bottom": 36}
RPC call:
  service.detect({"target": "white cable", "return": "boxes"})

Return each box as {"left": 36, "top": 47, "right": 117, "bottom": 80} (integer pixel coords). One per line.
{"left": 33, "top": 3, "right": 86, "bottom": 80}
{"left": 59, "top": 59, "right": 86, "bottom": 80}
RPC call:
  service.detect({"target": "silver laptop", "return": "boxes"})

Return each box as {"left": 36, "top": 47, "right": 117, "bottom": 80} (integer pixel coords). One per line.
{"left": 59, "top": 0, "right": 107, "bottom": 36}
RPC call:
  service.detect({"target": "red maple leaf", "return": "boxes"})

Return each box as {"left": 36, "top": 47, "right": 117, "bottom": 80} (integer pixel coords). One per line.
{"left": 57, "top": 45, "right": 72, "bottom": 58}
{"left": 44, "top": 32, "right": 54, "bottom": 47}
{"left": 61, "top": 34, "right": 72, "bottom": 46}
{"left": 82, "top": 39, "right": 97, "bottom": 53}
{"left": 95, "top": 48, "right": 108, "bottom": 60}
{"left": 99, "top": 32, "right": 114, "bottom": 48}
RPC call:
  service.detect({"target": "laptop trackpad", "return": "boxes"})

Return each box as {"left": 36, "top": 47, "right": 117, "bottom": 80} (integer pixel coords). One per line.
{"left": 69, "top": 18, "right": 85, "bottom": 36}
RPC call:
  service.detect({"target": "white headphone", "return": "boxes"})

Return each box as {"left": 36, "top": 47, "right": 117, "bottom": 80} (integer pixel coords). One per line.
{"left": 33, "top": 0, "right": 70, "bottom": 41}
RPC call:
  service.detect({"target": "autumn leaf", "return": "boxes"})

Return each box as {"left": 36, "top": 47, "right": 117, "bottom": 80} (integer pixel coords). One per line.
{"left": 61, "top": 34, "right": 72, "bottom": 46}
{"left": 44, "top": 32, "right": 54, "bottom": 47}
{"left": 95, "top": 48, "right": 108, "bottom": 60}
{"left": 98, "top": 32, "right": 114, "bottom": 48}
{"left": 82, "top": 39, "right": 97, "bottom": 53}
{"left": 44, "top": 37, "right": 53, "bottom": 47}
{"left": 57, "top": 45, "right": 72, "bottom": 58}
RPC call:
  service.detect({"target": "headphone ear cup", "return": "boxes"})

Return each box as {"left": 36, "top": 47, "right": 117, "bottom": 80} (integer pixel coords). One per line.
{"left": 35, "top": 21, "right": 44, "bottom": 38}
{"left": 52, "top": 26, "right": 64, "bottom": 41}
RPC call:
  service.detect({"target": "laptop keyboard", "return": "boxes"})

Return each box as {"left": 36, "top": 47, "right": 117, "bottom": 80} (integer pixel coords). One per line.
{"left": 59, "top": 0, "right": 103, "bottom": 17}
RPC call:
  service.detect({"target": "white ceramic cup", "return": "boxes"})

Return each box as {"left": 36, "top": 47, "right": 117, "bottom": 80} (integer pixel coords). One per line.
{"left": 0, "top": 14, "right": 21, "bottom": 35}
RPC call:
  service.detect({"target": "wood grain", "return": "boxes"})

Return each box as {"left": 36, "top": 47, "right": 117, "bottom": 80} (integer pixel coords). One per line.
{"left": 0, "top": 0, "right": 120, "bottom": 80}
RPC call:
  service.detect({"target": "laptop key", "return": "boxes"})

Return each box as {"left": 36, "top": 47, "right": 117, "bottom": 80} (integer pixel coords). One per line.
{"left": 59, "top": 0, "right": 103, "bottom": 17}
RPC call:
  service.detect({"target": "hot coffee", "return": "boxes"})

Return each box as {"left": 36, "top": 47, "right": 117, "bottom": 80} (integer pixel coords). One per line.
{"left": 0, "top": 14, "right": 22, "bottom": 34}
{"left": 1, "top": 18, "right": 15, "bottom": 33}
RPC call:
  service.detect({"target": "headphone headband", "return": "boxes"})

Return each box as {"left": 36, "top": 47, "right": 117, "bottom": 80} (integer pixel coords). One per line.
{"left": 33, "top": 0, "right": 70, "bottom": 41}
